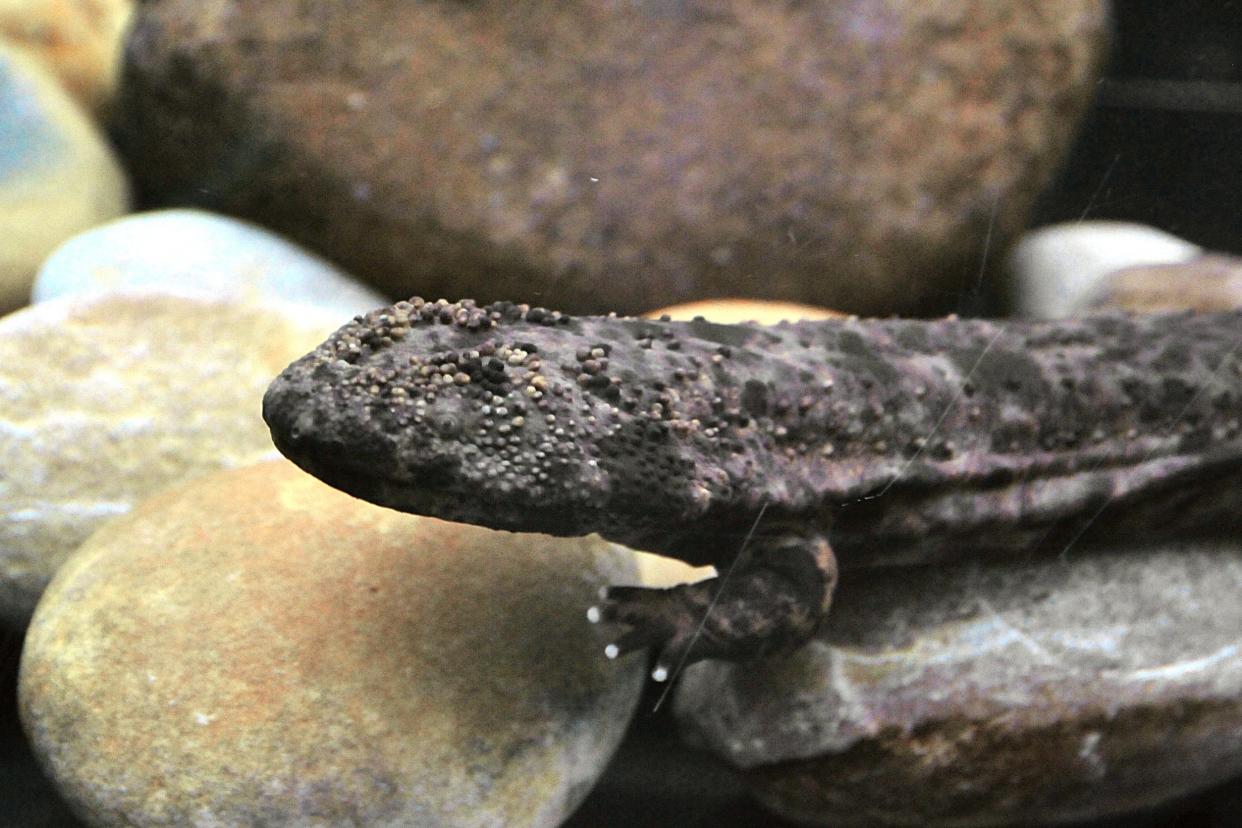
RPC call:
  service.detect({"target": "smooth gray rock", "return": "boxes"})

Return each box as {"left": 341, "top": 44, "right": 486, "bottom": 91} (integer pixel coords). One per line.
{"left": 676, "top": 543, "right": 1242, "bottom": 826}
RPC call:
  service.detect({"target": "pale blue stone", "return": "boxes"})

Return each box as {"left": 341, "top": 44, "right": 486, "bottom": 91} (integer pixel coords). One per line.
{"left": 34, "top": 209, "right": 388, "bottom": 316}
{"left": 0, "top": 46, "right": 128, "bottom": 314}
{"left": 0, "top": 51, "right": 66, "bottom": 181}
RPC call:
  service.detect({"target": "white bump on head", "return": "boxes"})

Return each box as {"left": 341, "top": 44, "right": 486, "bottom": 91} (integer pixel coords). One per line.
{"left": 651, "top": 665, "right": 669, "bottom": 682}
{"left": 597, "top": 585, "right": 609, "bottom": 600}
{"left": 604, "top": 643, "right": 619, "bottom": 659}
{"left": 586, "top": 606, "right": 602, "bottom": 624}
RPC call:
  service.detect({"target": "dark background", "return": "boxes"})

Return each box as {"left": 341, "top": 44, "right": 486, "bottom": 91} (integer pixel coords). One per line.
{"left": 1031, "top": 2, "right": 1242, "bottom": 252}
{"left": 5, "top": 4, "right": 1242, "bottom": 826}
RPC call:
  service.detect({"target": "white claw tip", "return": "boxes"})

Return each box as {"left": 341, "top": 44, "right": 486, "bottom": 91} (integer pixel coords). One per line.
{"left": 604, "top": 643, "right": 620, "bottom": 660}
{"left": 586, "top": 606, "right": 602, "bottom": 624}
{"left": 651, "top": 666, "right": 669, "bottom": 682}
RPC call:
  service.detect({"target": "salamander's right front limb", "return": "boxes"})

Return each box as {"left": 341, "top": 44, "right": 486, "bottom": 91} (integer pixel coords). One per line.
{"left": 588, "top": 531, "right": 837, "bottom": 681}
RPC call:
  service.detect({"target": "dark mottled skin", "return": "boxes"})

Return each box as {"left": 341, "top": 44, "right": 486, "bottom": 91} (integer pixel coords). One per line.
{"left": 264, "top": 298, "right": 1242, "bottom": 675}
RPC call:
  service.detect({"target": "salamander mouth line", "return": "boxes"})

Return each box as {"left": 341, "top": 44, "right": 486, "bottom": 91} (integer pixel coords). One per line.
{"left": 270, "top": 432, "right": 470, "bottom": 520}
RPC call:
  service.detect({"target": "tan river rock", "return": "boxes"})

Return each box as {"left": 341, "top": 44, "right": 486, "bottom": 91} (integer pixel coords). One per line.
{"left": 20, "top": 460, "right": 647, "bottom": 827}
{"left": 0, "top": 0, "right": 135, "bottom": 114}
{"left": 1083, "top": 253, "right": 1242, "bottom": 315}
{"left": 0, "top": 291, "right": 342, "bottom": 625}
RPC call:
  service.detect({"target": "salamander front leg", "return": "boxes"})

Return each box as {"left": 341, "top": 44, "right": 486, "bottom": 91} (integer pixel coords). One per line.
{"left": 588, "top": 532, "right": 837, "bottom": 681}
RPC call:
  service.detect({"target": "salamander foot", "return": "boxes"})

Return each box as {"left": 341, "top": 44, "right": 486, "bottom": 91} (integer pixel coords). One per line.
{"left": 588, "top": 533, "right": 837, "bottom": 681}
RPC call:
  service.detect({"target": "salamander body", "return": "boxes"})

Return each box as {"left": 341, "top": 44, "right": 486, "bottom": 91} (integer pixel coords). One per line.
{"left": 264, "top": 298, "right": 1242, "bottom": 676}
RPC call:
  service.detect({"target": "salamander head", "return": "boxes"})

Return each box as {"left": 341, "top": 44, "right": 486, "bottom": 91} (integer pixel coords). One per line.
{"left": 263, "top": 298, "right": 730, "bottom": 536}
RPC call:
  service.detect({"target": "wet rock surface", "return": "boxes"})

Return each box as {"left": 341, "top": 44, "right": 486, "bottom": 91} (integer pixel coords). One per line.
{"left": 675, "top": 543, "right": 1242, "bottom": 826}
{"left": 115, "top": 0, "right": 1107, "bottom": 317}
{"left": 0, "top": 292, "right": 340, "bottom": 626}
{"left": 19, "top": 460, "right": 646, "bottom": 827}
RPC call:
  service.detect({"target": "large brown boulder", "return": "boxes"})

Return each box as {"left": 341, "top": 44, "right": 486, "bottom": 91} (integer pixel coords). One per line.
{"left": 115, "top": 0, "right": 1109, "bottom": 316}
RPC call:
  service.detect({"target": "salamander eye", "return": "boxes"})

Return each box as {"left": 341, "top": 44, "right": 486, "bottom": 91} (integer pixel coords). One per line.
{"left": 434, "top": 414, "right": 461, "bottom": 438}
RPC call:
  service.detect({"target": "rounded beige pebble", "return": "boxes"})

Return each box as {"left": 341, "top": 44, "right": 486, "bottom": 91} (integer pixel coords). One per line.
{"left": 0, "top": 291, "right": 343, "bottom": 626}
{"left": 645, "top": 299, "right": 844, "bottom": 325}
{"left": 1084, "top": 253, "right": 1242, "bottom": 314}
{"left": 0, "top": 0, "right": 135, "bottom": 114}
{"left": 20, "top": 460, "right": 646, "bottom": 827}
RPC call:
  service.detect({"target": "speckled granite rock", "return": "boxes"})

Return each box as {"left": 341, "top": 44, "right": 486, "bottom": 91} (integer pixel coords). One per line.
{"left": 0, "top": 292, "right": 340, "bottom": 627}
{"left": 33, "top": 208, "right": 387, "bottom": 314}
{"left": 1083, "top": 253, "right": 1242, "bottom": 314}
{"left": 20, "top": 460, "right": 645, "bottom": 827}
{"left": 0, "top": 0, "right": 134, "bottom": 113}
{"left": 1007, "top": 221, "right": 1202, "bottom": 318}
{"left": 0, "top": 44, "right": 128, "bottom": 313}
{"left": 675, "top": 544, "right": 1242, "bottom": 826}
{"left": 116, "top": 0, "right": 1107, "bottom": 317}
